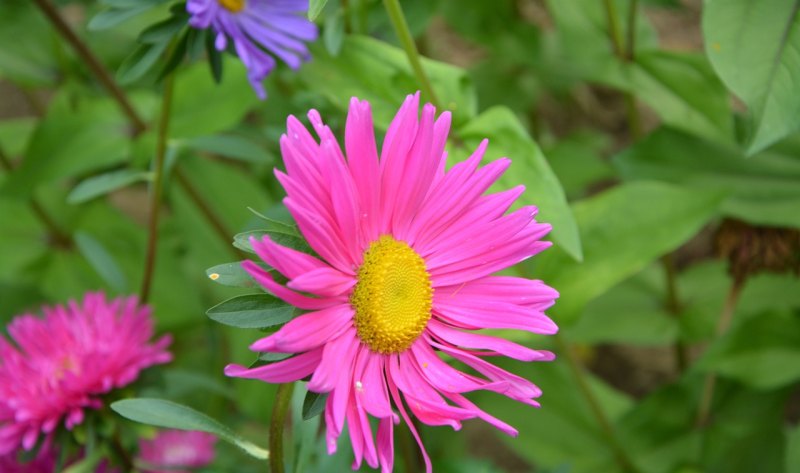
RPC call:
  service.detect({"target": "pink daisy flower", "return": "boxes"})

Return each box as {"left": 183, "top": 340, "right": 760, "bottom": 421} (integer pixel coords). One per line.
{"left": 225, "top": 93, "right": 559, "bottom": 472}
{"left": 137, "top": 430, "right": 217, "bottom": 473}
{"left": 0, "top": 293, "right": 172, "bottom": 455}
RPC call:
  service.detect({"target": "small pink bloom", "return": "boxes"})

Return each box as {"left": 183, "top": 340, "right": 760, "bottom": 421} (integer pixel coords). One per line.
{"left": 226, "top": 94, "right": 559, "bottom": 472}
{"left": 0, "top": 292, "right": 172, "bottom": 455}
{"left": 137, "top": 430, "right": 216, "bottom": 473}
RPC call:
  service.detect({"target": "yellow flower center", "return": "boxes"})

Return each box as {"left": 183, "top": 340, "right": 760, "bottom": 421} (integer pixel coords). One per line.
{"left": 351, "top": 236, "right": 433, "bottom": 354}
{"left": 218, "top": 0, "right": 245, "bottom": 13}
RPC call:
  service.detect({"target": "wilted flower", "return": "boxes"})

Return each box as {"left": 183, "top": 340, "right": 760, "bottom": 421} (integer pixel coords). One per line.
{"left": 225, "top": 93, "right": 558, "bottom": 472}
{"left": 137, "top": 430, "right": 217, "bottom": 473}
{"left": 0, "top": 293, "right": 172, "bottom": 455}
{"left": 187, "top": 0, "right": 318, "bottom": 99}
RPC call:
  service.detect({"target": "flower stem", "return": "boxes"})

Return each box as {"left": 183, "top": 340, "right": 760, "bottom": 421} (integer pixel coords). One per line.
{"left": 695, "top": 276, "right": 746, "bottom": 427}
{"left": 662, "top": 254, "right": 688, "bottom": 373}
{"left": 603, "top": 0, "right": 625, "bottom": 58}
{"left": 0, "top": 144, "right": 72, "bottom": 248}
{"left": 625, "top": 0, "right": 639, "bottom": 61}
{"left": 138, "top": 73, "right": 175, "bottom": 304}
{"left": 382, "top": 0, "right": 441, "bottom": 109}
{"left": 270, "top": 383, "right": 295, "bottom": 473}
{"left": 555, "top": 334, "right": 641, "bottom": 473}
{"left": 32, "top": 0, "right": 147, "bottom": 135}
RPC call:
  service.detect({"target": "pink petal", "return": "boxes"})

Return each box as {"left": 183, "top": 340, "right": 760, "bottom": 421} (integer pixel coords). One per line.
{"left": 249, "top": 304, "right": 353, "bottom": 352}
{"left": 379, "top": 93, "right": 420, "bottom": 233}
{"left": 377, "top": 417, "right": 395, "bottom": 473}
{"left": 435, "top": 276, "right": 559, "bottom": 310}
{"left": 224, "top": 348, "right": 323, "bottom": 382}
{"left": 427, "top": 320, "right": 555, "bottom": 362}
{"left": 250, "top": 234, "right": 327, "bottom": 279}
{"left": 242, "top": 260, "right": 343, "bottom": 311}
{"left": 433, "top": 296, "right": 558, "bottom": 335}
{"left": 386, "top": 369, "right": 432, "bottom": 473}
{"left": 345, "top": 97, "right": 381, "bottom": 243}
{"left": 308, "top": 328, "right": 359, "bottom": 393}
{"left": 286, "top": 267, "right": 355, "bottom": 297}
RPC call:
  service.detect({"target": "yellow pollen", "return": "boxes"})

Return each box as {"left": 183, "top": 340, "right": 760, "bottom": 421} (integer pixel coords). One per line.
{"left": 218, "top": 0, "right": 246, "bottom": 13}
{"left": 209, "top": 273, "right": 220, "bottom": 281}
{"left": 351, "top": 236, "right": 433, "bottom": 354}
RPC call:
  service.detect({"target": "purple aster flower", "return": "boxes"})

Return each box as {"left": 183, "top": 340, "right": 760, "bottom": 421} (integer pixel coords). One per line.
{"left": 187, "top": 0, "right": 318, "bottom": 99}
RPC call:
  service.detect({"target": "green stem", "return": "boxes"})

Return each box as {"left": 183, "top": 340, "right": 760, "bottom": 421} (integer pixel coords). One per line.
{"left": 625, "top": 0, "right": 639, "bottom": 61}
{"left": 32, "top": 0, "right": 147, "bottom": 135}
{"left": 603, "top": 0, "right": 641, "bottom": 139}
{"left": 382, "top": 0, "right": 441, "bottom": 109}
{"left": 138, "top": 73, "right": 175, "bottom": 304}
{"left": 662, "top": 254, "right": 688, "bottom": 373}
{"left": 0, "top": 144, "right": 72, "bottom": 248}
{"left": 696, "top": 276, "right": 745, "bottom": 427}
{"left": 270, "top": 383, "right": 295, "bottom": 473}
{"left": 602, "top": 0, "right": 625, "bottom": 58}
{"left": 556, "top": 334, "right": 641, "bottom": 473}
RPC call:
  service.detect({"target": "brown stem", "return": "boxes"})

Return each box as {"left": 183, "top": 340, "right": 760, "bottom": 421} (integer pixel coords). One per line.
{"left": 662, "top": 254, "right": 688, "bottom": 373}
{"left": 556, "top": 335, "right": 641, "bottom": 473}
{"left": 139, "top": 74, "right": 175, "bottom": 303}
{"left": 0, "top": 145, "right": 72, "bottom": 248}
{"left": 174, "top": 167, "right": 243, "bottom": 259}
{"left": 696, "top": 276, "right": 746, "bottom": 427}
{"left": 32, "top": 0, "right": 147, "bottom": 135}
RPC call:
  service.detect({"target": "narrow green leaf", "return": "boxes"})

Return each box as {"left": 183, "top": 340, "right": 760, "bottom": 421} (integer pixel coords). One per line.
{"left": 88, "top": 5, "right": 155, "bottom": 31}
{"left": 703, "top": 0, "right": 800, "bottom": 153}
{"left": 62, "top": 448, "right": 106, "bottom": 473}
{"left": 206, "top": 294, "right": 296, "bottom": 329}
{"left": 111, "top": 398, "right": 269, "bottom": 460}
{"left": 308, "top": 0, "right": 329, "bottom": 20}
{"left": 68, "top": 169, "right": 151, "bottom": 204}
{"left": 138, "top": 14, "right": 187, "bottom": 44}
{"left": 302, "top": 391, "right": 328, "bottom": 420}
{"left": 233, "top": 230, "right": 311, "bottom": 255}
{"left": 458, "top": 106, "right": 583, "bottom": 261}
{"left": 323, "top": 10, "right": 345, "bottom": 56}
{"left": 180, "top": 134, "right": 271, "bottom": 164}
{"left": 206, "top": 261, "right": 258, "bottom": 287}
{"left": 74, "top": 232, "right": 128, "bottom": 292}
{"left": 117, "top": 41, "right": 169, "bottom": 84}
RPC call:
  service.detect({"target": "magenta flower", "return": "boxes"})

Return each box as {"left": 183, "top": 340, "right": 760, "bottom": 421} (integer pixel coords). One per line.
{"left": 0, "top": 447, "right": 55, "bottom": 473}
{"left": 0, "top": 293, "right": 172, "bottom": 455}
{"left": 187, "top": 0, "right": 318, "bottom": 99}
{"left": 138, "top": 430, "right": 216, "bottom": 473}
{"left": 225, "top": 93, "right": 559, "bottom": 472}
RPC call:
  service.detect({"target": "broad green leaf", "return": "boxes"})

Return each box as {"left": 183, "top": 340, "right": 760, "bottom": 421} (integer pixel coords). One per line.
{"left": 207, "top": 293, "right": 296, "bottom": 329}
{"left": 0, "top": 3, "right": 59, "bottom": 85}
{"left": 696, "top": 311, "right": 800, "bottom": 390}
{"left": 1, "top": 94, "right": 131, "bottom": 198}
{"left": 613, "top": 127, "right": 800, "bottom": 228}
{"left": 546, "top": 130, "right": 614, "bottom": 200}
{"left": 536, "top": 182, "right": 723, "bottom": 324}
{"left": 300, "top": 35, "right": 477, "bottom": 128}
{"left": 0, "top": 117, "right": 36, "bottom": 157}
{"left": 323, "top": 9, "right": 345, "bottom": 56}
{"left": 308, "top": 0, "right": 329, "bottom": 20}
{"left": 162, "top": 369, "right": 237, "bottom": 401}
{"left": 179, "top": 134, "right": 272, "bottom": 164}
{"left": 458, "top": 106, "right": 582, "bottom": 261}
{"left": 171, "top": 59, "right": 259, "bottom": 139}
{"left": 233, "top": 230, "right": 311, "bottom": 255}
{"left": 74, "top": 232, "right": 128, "bottom": 292}
{"left": 111, "top": 398, "right": 269, "bottom": 459}
{"left": 68, "top": 169, "right": 151, "bottom": 204}
{"left": 788, "top": 425, "right": 800, "bottom": 473}
{"left": 703, "top": 0, "right": 800, "bottom": 153}
{"left": 302, "top": 390, "right": 328, "bottom": 420}
{"left": 206, "top": 261, "right": 258, "bottom": 287}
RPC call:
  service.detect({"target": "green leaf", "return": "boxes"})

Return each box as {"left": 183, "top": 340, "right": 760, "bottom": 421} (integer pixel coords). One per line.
{"left": 88, "top": 4, "right": 159, "bottom": 31}
{"left": 300, "top": 35, "right": 477, "bottom": 128}
{"left": 788, "top": 425, "right": 800, "bottom": 473}
{"left": 233, "top": 230, "right": 311, "bottom": 255}
{"left": 68, "top": 169, "right": 151, "bottom": 204}
{"left": 62, "top": 448, "right": 106, "bottom": 473}
{"left": 206, "top": 261, "right": 258, "bottom": 287}
{"left": 536, "top": 181, "right": 723, "bottom": 324}
{"left": 613, "top": 127, "right": 800, "bottom": 228}
{"left": 74, "top": 232, "right": 128, "bottom": 292}
{"left": 458, "top": 106, "right": 582, "bottom": 261}
{"left": 111, "top": 398, "right": 269, "bottom": 459}
{"left": 302, "top": 390, "right": 328, "bottom": 420}
{"left": 1, "top": 95, "right": 131, "bottom": 198}
{"left": 323, "top": 10, "right": 345, "bottom": 56}
{"left": 696, "top": 311, "right": 800, "bottom": 390}
{"left": 206, "top": 294, "right": 296, "bottom": 329}
{"left": 117, "top": 41, "right": 170, "bottom": 84}
{"left": 703, "top": 0, "right": 800, "bottom": 153}
{"left": 179, "top": 134, "right": 271, "bottom": 164}
{"left": 308, "top": 0, "right": 329, "bottom": 20}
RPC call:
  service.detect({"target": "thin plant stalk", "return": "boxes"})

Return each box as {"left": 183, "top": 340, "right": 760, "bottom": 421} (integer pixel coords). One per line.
{"left": 662, "top": 254, "right": 688, "bottom": 373}
{"left": 555, "top": 335, "right": 641, "bottom": 473}
{"left": 139, "top": 73, "right": 176, "bottom": 304}
{"left": 270, "top": 383, "right": 295, "bottom": 473}
{"left": 382, "top": 0, "right": 441, "bottom": 109}
{"left": 696, "top": 276, "right": 746, "bottom": 427}
{"left": 625, "top": 0, "right": 639, "bottom": 61}
{"left": 32, "top": 0, "right": 147, "bottom": 135}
